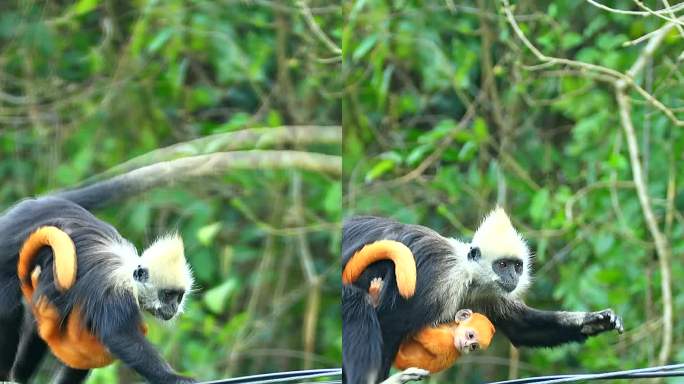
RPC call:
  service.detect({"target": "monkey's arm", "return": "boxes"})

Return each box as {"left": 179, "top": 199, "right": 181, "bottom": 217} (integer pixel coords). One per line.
{"left": 95, "top": 297, "right": 195, "bottom": 384}
{"left": 101, "top": 324, "right": 195, "bottom": 384}
{"left": 493, "top": 302, "right": 623, "bottom": 347}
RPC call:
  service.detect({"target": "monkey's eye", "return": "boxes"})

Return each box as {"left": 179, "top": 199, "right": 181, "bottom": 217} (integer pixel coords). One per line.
{"left": 514, "top": 261, "right": 523, "bottom": 274}
{"left": 498, "top": 261, "right": 507, "bottom": 268}
{"left": 466, "top": 330, "right": 475, "bottom": 340}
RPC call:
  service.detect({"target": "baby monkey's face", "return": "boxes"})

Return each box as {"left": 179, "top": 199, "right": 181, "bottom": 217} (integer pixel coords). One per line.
{"left": 452, "top": 309, "right": 496, "bottom": 354}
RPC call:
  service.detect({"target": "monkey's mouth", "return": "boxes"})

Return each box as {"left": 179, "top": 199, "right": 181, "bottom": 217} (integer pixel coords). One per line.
{"left": 155, "top": 308, "right": 177, "bottom": 321}
{"left": 497, "top": 281, "right": 517, "bottom": 293}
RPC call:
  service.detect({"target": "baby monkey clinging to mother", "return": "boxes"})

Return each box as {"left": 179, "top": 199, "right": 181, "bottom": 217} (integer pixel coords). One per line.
{"left": 368, "top": 277, "right": 495, "bottom": 382}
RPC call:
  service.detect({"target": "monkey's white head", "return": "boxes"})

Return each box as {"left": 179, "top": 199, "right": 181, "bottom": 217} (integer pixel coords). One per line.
{"left": 468, "top": 207, "right": 531, "bottom": 299}
{"left": 134, "top": 234, "right": 194, "bottom": 321}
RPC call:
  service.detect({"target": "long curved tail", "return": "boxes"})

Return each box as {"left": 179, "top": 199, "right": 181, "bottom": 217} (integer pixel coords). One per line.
{"left": 342, "top": 240, "right": 417, "bottom": 299}
{"left": 53, "top": 169, "right": 146, "bottom": 210}
{"left": 17, "top": 226, "right": 77, "bottom": 299}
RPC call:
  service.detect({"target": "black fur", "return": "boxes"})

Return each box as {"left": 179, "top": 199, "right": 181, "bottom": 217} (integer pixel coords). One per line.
{"left": 342, "top": 285, "right": 383, "bottom": 384}
{"left": 0, "top": 197, "right": 194, "bottom": 384}
{"left": 55, "top": 172, "right": 144, "bottom": 210}
{"left": 341, "top": 216, "right": 623, "bottom": 384}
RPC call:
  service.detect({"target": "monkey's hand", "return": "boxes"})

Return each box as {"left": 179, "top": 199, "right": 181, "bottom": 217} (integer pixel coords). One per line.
{"left": 381, "top": 367, "right": 430, "bottom": 384}
{"left": 581, "top": 309, "right": 624, "bottom": 335}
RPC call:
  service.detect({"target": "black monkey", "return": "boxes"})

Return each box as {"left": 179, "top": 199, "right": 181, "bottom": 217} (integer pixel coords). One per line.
{"left": 0, "top": 176, "right": 196, "bottom": 383}
{"left": 342, "top": 208, "right": 624, "bottom": 384}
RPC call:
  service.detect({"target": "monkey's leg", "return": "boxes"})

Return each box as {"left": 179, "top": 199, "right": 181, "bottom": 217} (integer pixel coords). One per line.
{"left": 493, "top": 303, "right": 624, "bottom": 347}
{"left": 0, "top": 285, "right": 23, "bottom": 380}
{"left": 10, "top": 310, "right": 48, "bottom": 383}
{"left": 53, "top": 366, "right": 90, "bottom": 384}
{"left": 342, "top": 285, "right": 384, "bottom": 384}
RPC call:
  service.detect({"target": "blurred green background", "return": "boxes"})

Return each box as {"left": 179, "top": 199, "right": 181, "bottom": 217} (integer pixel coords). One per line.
{"left": 0, "top": 0, "right": 341, "bottom": 382}
{"left": 344, "top": 0, "right": 683, "bottom": 383}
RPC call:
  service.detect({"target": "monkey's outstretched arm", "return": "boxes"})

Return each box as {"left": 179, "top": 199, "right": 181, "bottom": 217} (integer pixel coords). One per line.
{"left": 493, "top": 302, "right": 623, "bottom": 347}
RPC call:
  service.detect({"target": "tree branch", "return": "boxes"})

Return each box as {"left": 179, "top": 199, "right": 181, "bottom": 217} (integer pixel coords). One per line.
{"left": 83, "top": 126, "right": 341, "bottom": 183}
{"left": 614, "top": 24, "right": 674, "bottom": 363}
{"left": 501, "top": 0, "right": 684, "bottom": 126}
{"left": 58, "top": 150, "right": 341, "bottom": 208}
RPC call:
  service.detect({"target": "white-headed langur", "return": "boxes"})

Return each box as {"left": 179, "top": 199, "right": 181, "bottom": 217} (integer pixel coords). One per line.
{"left": 0, "top": 177, "right": 196, "bottom": 383}
{"left": 342, "top": 208, "right": 624, "bottom": 384}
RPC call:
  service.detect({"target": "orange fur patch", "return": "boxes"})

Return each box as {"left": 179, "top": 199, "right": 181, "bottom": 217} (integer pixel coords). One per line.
{"left": 342, "top": 240, "right": 417, "bottom": 298}
{"left": 18, "top": 226, "right": 77, "bottom": 293}
{"left": 34, "top": 299, "right": 114, "bottom": 369}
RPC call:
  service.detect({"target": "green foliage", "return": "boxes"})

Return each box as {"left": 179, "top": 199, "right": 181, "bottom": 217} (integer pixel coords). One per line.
{"left": 0, "top": 0, "right": 340, "bottom": 382}
{"left": 344, "top": 0, "right": 684, "bottom": 382}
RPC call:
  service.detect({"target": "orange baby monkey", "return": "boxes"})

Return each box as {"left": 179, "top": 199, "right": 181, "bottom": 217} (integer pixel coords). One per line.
{"left": 368, "top": 279, "right": 495, "bottom": 374}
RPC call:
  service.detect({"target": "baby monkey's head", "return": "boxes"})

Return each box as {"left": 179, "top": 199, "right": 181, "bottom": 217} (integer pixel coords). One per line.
{"left": 452, "top": 309, "right": 495, "bottom": 354}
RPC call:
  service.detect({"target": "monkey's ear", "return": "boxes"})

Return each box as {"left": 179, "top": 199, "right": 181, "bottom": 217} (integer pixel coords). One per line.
{"left": 455, "top": 309, "right": 473, "bottom": 322}
{"left": 467, "top": 247, "right": 481, "bottom": 261}
{"left": 133, "top": 265, "right": 149, "bottom": 283}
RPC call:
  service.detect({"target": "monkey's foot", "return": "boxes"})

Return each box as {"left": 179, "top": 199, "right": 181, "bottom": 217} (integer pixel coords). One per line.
{"left": 382, "top": 368, "right": 430, "bottom": 384}
{"left": 369, "top": 277, "right": 384, "bottom": 294}
{"left": 368, "top": 277, "right": 384, "bottom": 308}
{"left": 581, "top": 309, "right": 624, "bottom": 335}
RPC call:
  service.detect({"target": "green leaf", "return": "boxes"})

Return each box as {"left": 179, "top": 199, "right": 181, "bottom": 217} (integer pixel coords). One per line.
{"left": 457, "top": 141, "right": 478, "bottom": 162}
{"left": 406, "top": 144, "right": 433, "bottom": 167}
{"left": 203, "top": 278, "right": 238, "bottom": 314}
{"left": 561, "top": 33, "right": 582, "bottom": 50}
{"left": 365, "top": 159, "right": 396, "bottom": 182}
{"left": 353, "top": 34, "right": 378, "bottom": 61}
{"left": 418, "top": 119, "right": 457, "bottom": 145}
{"left": 472, "top": 117, "right": 489, "bottom": 142}
{"left": 197, "top": 222, "right": 222, "bottom": 246}
{"left": 70, "top": 0, "right": 100, "bottom": 16}
{"left": 147, "top": 28, "right": 174, "bottom": 54}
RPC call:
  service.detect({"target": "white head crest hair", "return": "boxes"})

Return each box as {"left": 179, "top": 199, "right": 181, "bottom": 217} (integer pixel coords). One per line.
{"left": 140, "top": 234, "right": 194, "bottom": 290}
{"left": 471, "top": 207, "right": 529, "bottom": 259}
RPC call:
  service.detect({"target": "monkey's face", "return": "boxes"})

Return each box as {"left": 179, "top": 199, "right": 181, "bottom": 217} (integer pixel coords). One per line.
{"left": 453, "top": 309, "right": 495, "bottom": 354}
{"left": 135, "top": 234, "right": 194, "bottom": 321}
{"left": 491, "top": 257, "right": 524, "bottom": 293}
{"left": 154, "top": 288, "right": 186, "bottom": 320}
{"left": 137, "top": 283, "right": 188, "bottom": 321}
{"left": 469, "top": 208, "right": 532, "bottom": 299}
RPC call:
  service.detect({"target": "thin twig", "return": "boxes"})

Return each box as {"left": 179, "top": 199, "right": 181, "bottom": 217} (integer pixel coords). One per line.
{"left": 296, "top": 0, "right": 341, "bottom": 55}
{"left": 616, "top": 84, "right": 673, "bottom": 366}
